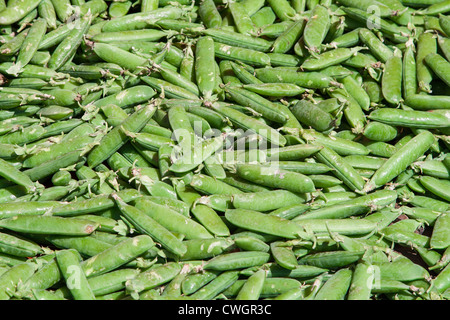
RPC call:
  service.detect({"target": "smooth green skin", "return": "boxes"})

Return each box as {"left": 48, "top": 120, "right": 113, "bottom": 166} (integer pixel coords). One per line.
{"left": 93, "top": 42, "right": 148, "bottom": 71}
{"left": 225, "top": 208, "right": 311, "bottom": 240}
{"left": 116, "top": 200, "right": 187, "bottom": 257}
{"left": 302, "top": 47, "right": 361, "bottom": 71}
{"left": 126, "top": 262, "right": 182, "bottom": 294}
{"left": 0, "top": 0, "right": 42, "bottom": 25}
{"left": 433, "top": 262, "right": 450, "bottom": 293}
{"left": 365, "top": 131, "right": 436, "bottom": 192}
{"left": 0, "top": 158, "right": 35, "bottom": 192}
{"left": 313, "top": 146, "right": 366, "bottom": 192}
{"left": 314, "top": 268, "right": 353, "bottom": 300}
{"left": 81, "top": 234, "right": 154, "bottom": 278}
{"left": 223, "top": 277, "right": 302, "bottom": 298}
{"left": 373, "top": 258, "right": 429, "bottom": 282}
{"left": 303, "top": 5, "right": 330, "bottom": 51}
{"left": 15, "top": 18, "right": 47, "bottom": 71}
{"left": 202, "top": 28, "right": 272, "bottom": 52}
{"left": 271, "top": 242, "right": 298, "bottom": 270}
{"left": 204, "top": 251, "right": 270, "bottom": 271}
{"left": 363, "top": 121, "right": 398, "bottom": 142}
{"left": 0, "top": 216, "right": 99, "bottom": 236}
{"left": 214, "top": 42, "right": 271, "bottom": 67}
{"left": 341, "top": 75, "right": 371, "bottom": 111}
{"left": 417, "top": 32, "right": 437, "bottom": 93}
{"left": 190, "top": 204, "right": 230, "bottom": 237}
{"left": 212, "top": 103, "right": 287, "bottom": 147}
{"left": 403, "top": 43, "right": 418, "bottom": 98}
{"left": 368, "top": 108, "right": 450, "bottom": 129}
{"left": 225, "top": 86, "right": 288, "bottom": 124}
{"left": 291, "top": 100, "right": 335, "bottom": 132}
{"left": 87, "top": 104, "right": 156, "bottom": 168}
{"left": 358, "top": 28, "right": 394, "bottom": 63}
{"left": 231, "top": 190, "right": 307, "bottom": 212}
{"left": 295, "top": 218, "right": 377, "bottom": 236}
{"left": 0, "top": 262, "right": 37, "bottom": 300}
{"left": 189, "top": 174, "right": 243, "bottom": 196}
{"left": 230, "top": 61, "right": 263, "bottom": 85}
{"left": 134, "top": 198, "right": 213, "bottom": 240}
{"left": 179, "top": 238, "right": 234, "bottom": 261}
{"left": 271, "top": 18, "right": 306, "bottom": 54}
{"left": 101, "top": 6, "right": 183, "bottom": 31}
{"left": 344, "top": 155, "right": 387, "bottom": 170}
{"left": 189, "top": 270, "right": 240, "bottom": 300}
{"left": 228, "top": 1, "right": 255, "bottom": 35}
{"left": 242, "top": 83, "right": 305, "bottom": 97}
{"left": 382, "top": 55, "right": 403, "bottom": 105}
{"left": 267, "top": 0, "right": 297, "bottom": 21}
{"left": 0, "top": 201, "right": 62, "bottom": 219}
{"left": 46, "top": 235, "right": 113, "bottom": 258}
{"left": 236, "top": 269, "right": 266, "bottom": 300}
{"left": 254, "top": 67, "right": 333, "bottom": 89}
{"left": 420, "top": 176, "right": 450, "bottom": 203}
{"left": 424, "top": 52, "right": 450, "bottom": 87}
{"left": 56, "top": 249, "right": 96, "bottom": 300}
{"left": 88, "top": 268, "right": 139, "bottom": 297}
{"left": 181, "top": 269, "right": 220, "bottom": 296}
{"left": 236, "top": 163, "right": 315, "bottom": 194}
{"left": 302, "top": 129, "right": 369, "bottom": 157}
{"left": 233, "top": 235, "right": 270, "bottom": 252}
{"left": 48, "top": 14, "right": 92, "bottom": 70}
{"left": 347, "top": 262, "right": 374, "bottom": 300}
{"left": 198, "top": 0, "right": 222, "bottom": 28}
{"left": 0, "top": 232, "right": 43, "bottom": 258}
{"left": 299, "top": 251, "right": 365, "bottom": 270}
{"left": 422, "top": 0, "right": 450, "bottom": 15}
{"left": 17, "top": 257, "right": 61, "bottom": 295}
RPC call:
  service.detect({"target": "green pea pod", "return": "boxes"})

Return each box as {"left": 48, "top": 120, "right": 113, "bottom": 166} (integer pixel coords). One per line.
{"left": 365, "top": 131, "right": 436, "bottom": 192}
{"left": 48, "top": 14, "right": 92, "bottom": 70}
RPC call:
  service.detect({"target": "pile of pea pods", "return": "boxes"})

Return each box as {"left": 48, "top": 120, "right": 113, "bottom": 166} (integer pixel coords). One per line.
{"left": 0, "top": 0, "right": 449, "bottom": 301}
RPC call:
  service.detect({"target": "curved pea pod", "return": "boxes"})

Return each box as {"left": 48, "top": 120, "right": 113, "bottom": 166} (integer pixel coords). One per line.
{"left": 0, "top": 0, "right": 42, "bottom": 25}
{"left": 14, "top": 18, "right": 47, "bottom": 73}
{"left": 231, "top": 190, "right": 307, "bottom": 212}
{"left": 188, "top": 270, "right": 239, "bottom": 300}
{"left": 87, "top": 268, "right": 140, "bottom": 297}
{"left": 203, "top": 251, "right": 270, "bottom": 271}
{"left": 214, "top": 42, "right": 271, "bottom": 67}
{"left": 271, "top": 18, "right": 306, "bottom": 54}
{"left": 242, "top": 83, "right": 306, "bottom": 98}
{"left": 179, "top": 238, "right": 235, "bottom": 261}
{"left": 101, "top": 5, "right": 183, "bottom": 31}
{"left": 115, "top": 199, "right": 186, "bottom": 257}
{"left": 303, "top": 4, "right": 330, "bottom": 52}
{"left": 228, "top": 1, "right": 256, "bottom": 35}
{"left": 433, "top": 263, "right": 450, "bottom": 293}
{"left": 47, "top": 14, "right": 92, "bottom": 71}
{"left": 347, "top": 262, "right": 375, "bottom": 300}
{"left": 125, "top": 262, "right": 182, "bottom": 295}
{"left": 92, "top": 42, "right": 149, "bottom": 72}
{"left": 0, "top": 216, "right": 99, "bottom": 236}
{"left": 87, "top": 103, "right": 156, "bottom": 168}
{"left": 270, "top": 242, "right": 298, "bottom": 270}
{"left": 55, "top": 249, "right": 96, "bottom": 300}
{"left": 291, "top": 100, "right": 336, "bottom": 133}
{"left": 357, "top": 28, "right": 394, "bottom": 63}
{"left": 224, "top": 86, "right": 288, "bottom": 124}
{"left": 235, "top": 269, "right": 266, "bottom": 301}
{"left": 197, "top": 0, "right": 221, "bottom": 28}
{"left": 372, "top": 258, "right": 430, "bottom": 282}
{"left": 313, "top": 268, "right": 353, "bottom": 300}
{"left": 169, "top": 134, "right": 225, "bottom": 174}
{"left": 236, "top": 163, "right": 316, "bottom": 194}
{"left": 0, "top": 232, "right": 43, "bottom": 258}
{"left": 201, "top": 28, "right": 272, "bottom": 53}
{"left": 295, "top": 218, "right": 377, "bottom": 236}
{"left": 93, "top": 85, "right": 156, "bottom": 109}
{"left": 302, "top": 47, "right": 363, "bottom": 71}
{"left": 0, "top": 261, "right": 38, "bottom": 300}
{"left": 363, "top": 121, "right": 398, "bottom": 142}
{"left": 223, "top": 277, "right": 302, "bottom": 299}
{"left": 368, "top": 108, "right": 450, "bottom": 129}
{"left": 0, "top": 124, "right": 45, "bottom": 146}
{"left": 225, "top": 208, "right": 312, "bottom": 240}
{"left": 0, "top": 158, "right": 35, "bottom": 193}
{"left": 424, "top": 52, "right": 450, "bottom": 88}
{"left": 190, "top": 204, "right": 230, "bottom": 237}
{"left": 210, "top": 102, "right": 287, "bottom": 147}
{"left": 364, "top": 131, "right": 436, "bottom": 192}
{"left": 419, "top": 176, "right": 450, "bottom": 203}
{"left": 416, "top": 32, "right": 437, "bottom": 93}
{"left": 254, "top": 67, "right": 334, "bottom": 89}
{"left": 298, "top": 251, "right": 365, "bottom": 270}
{"left": 81, "top": 234, "right": 155, "bottom": 278}
{"left": 134, "top": 197, "right": 213, "bottom": 240}
{"left": 382, "top": 54, "right": 404, "bottom": 105}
